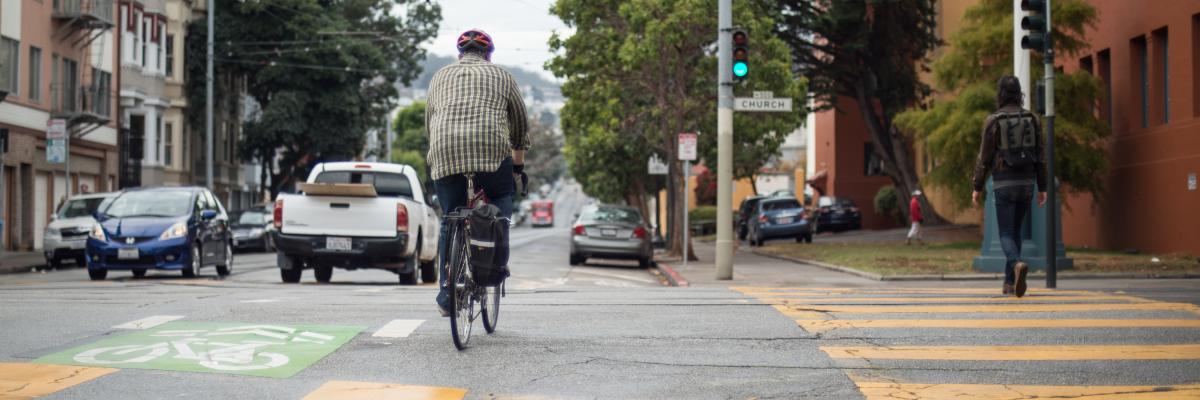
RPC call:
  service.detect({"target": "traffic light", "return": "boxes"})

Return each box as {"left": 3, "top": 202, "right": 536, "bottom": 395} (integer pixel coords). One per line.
{"left": 1019, "top": 0, "right": 1047, "bottom": 51}
{"left": 731, "top": 29, "right": 748, "bottom": 82}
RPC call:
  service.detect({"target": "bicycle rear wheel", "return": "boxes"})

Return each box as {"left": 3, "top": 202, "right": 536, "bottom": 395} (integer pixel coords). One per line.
{"left": 447, "top": 224, "right": 475, "bottom": 350}
{"left": 481, "top": 281, "right": 502, "bottom": 333}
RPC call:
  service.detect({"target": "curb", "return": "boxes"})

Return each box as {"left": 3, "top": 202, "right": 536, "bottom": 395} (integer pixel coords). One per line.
{"left": 752, "top": 250, "right": 1200, "bottom": 281}
{"left": 653, "top": 262, "right": 690, "bottom": 287}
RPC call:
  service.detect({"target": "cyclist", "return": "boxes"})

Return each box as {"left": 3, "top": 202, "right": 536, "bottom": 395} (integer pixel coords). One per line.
{"left": 425, "top": 28, "right": 529, "bottom": 316}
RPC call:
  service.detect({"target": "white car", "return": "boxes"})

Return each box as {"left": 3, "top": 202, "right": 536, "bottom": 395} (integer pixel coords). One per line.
{"left": 272, "top": 162, "right": 440, "bottom": 284}
{"left": 43, "top": 192, "right": 116, "bottom": 268}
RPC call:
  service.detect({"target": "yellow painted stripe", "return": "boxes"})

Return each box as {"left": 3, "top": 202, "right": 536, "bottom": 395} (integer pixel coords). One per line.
{"left": 0, "top": 363, "right": 117, "bottom": 399}
{"left": 757, "top": 295, "right": 1149, "bottom": 304}
{"left": 772, "top": 305, "right": 829, "bottom": 320}
{"left": 853, "top": 380, "right": 1200, "bottom": 400}
{"left": 797, "top": 319, "right": 1200, "bottom": 333}
{"left": 822, "top": 344, "right": 1200, "bottom": 361}
{"left": 302, "top": 380, "right": 467, "bottom": 400}
{"left": 782, "top": 302, "right": 1200, "bottom": 314}
{"left": 733, "top": 287, "right": 1100, "bottom": 295}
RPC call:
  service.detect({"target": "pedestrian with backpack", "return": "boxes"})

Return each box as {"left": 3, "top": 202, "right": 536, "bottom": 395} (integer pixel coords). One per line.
{"left": 971, "top": 76, "right": 1048, "bottom": 298}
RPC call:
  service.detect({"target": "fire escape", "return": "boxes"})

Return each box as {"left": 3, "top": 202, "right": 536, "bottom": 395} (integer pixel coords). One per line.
{"left": 50, "top": 0, "right": 115, "bottom": 138}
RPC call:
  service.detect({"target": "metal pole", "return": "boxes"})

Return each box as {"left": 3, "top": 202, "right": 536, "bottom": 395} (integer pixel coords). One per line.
{"left": 683, "top": 159, "right": 689, "bottom": 268}
{"left": 1043, "top": 0, "right": 1057, "bottom": 288}
{"left": 205, "top": 0, "right": 215, "bottom": 189}
{"left": 715, "top": 0, "right": 734, "bottom": 280}
{"left": 65, "top": 134, "right": 71, "bottom": 196}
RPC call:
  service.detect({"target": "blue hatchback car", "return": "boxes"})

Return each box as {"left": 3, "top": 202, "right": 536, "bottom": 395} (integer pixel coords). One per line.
{"left": 85, "top": 187, "right": 233, "bottom": 280}
{"left": 746, "top": 197, "right": 815, "bottom": 246}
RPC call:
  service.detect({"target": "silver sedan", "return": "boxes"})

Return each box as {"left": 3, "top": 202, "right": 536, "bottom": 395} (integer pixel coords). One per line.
{"left": 569, "top": 204, "right": 653, "bottom": 268}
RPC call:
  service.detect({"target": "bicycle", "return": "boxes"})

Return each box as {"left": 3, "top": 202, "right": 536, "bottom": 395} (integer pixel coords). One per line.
{"left": 444, "top": 173, "right": 506, "bottom": 350}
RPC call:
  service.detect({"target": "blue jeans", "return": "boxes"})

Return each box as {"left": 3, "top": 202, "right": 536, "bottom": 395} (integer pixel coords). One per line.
{"left": 434, "top": 158, "right": 514, "bottom": 309}
{"left": 993, "top": 185, "right": 1033, "bottom": 285}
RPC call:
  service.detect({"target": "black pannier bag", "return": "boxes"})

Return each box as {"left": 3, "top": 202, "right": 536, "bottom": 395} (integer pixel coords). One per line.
{"left": 468, "top": 204, "right": 510, "bottom": 286}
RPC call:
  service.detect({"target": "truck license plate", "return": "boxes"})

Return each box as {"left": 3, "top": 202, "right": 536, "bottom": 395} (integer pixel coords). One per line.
{"left": 326, "top": 237, "right": 352, "bottom": 251}
{"left": 118, "top": 248, "right": 139, "bottom": 260}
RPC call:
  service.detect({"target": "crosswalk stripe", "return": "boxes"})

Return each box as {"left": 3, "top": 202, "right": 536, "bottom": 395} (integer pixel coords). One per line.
{"left": 852, "top": 379, "right": 1200, "bottom": 400}
{"left": 373, "top": 319, "right": 425, "bottom": 338}
{"left": 797, "top": 319, "right": 1200, "bottom": 333}
{"left": 302, "top": 380, "right": 466, "bottom": 400}
{"left": 772, "top": 305, "right": 829, "bottom": 320}
{"left": 112, "top": 315, "right": 185, "bottom": 330}
{"left": 780, "top": 302, "right": 1200, "bottom": 314}
{"left": 822, "top": 344, "right": 1200, "bottom": 361}
{"left": 0, "top": 363, "right": 117, "bottom": 399}
{"left": 757, "top": 294, "right": 1148, "bottom": 304}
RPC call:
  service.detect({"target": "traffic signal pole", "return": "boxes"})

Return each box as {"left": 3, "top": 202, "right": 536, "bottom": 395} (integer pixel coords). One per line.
{"left": 715, "top": 0, "right": 734, "bottom": 280}
{"left": 1042, "top": 0, "right": 1057, "bottom": 288}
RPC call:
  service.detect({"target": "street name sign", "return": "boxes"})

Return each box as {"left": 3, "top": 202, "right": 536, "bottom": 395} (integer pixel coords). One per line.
{"left": 734, "top": 97, "right": 793, "bottom": 112}
{"left": 678, "top": 133, "right": 697, "bottom": 161}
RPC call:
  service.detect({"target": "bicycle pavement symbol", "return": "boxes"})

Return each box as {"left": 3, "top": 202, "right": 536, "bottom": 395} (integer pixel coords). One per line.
{"left": 35, "top": 321, "right": 365, "bottom": 378}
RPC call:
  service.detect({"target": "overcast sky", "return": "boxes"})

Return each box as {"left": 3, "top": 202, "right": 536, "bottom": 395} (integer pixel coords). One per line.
{"left": 425, "top": 0, "right": 570, "bottom": 80}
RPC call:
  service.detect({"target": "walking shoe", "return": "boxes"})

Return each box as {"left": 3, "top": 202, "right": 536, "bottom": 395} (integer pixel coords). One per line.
{"left": 1002, "top": 284, "right": 1013, "bottom": 295}
{"left": 438, "top": 304, "right": 451, "bottom": 317}
{"left": 1014, "top": 261, "right": 1029, "bottom": 298}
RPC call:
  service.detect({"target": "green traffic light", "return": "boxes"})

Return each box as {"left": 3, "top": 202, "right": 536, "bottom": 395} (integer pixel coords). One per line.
{"left": 733, "top": 61, "right": 748, "bottom": 78}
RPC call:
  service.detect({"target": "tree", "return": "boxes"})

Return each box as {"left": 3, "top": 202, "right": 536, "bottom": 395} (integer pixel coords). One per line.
{"left": 523, "top": 116, "right": 567, "bottom": 191}
{"left": 391, "top": 101, "right": 432, "bottom": 195}
{"left": 773, "top": 0, "right": 944, "bottom": 224}
{"left": 186, "top": 0, "right": 441, "bottom": 198}
{"left": 549, "top": 0, "right": 804, "bottom": 258}
{"left": 894, "top": 0, "right": 1108, "bottom": 210}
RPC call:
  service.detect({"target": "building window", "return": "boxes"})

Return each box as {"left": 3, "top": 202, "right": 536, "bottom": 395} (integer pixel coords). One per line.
{"left": 1098, "top": 49, "right": 1112, "bottom": 127}
{"left": 51, "top": 54, "right": 59, "bottom": 109}
{"left": 864, "top": 143, "right": 885, "bottom": 177}
{"left": 1152, "top": 27, "right": 1169, "bottom": 124}
{"left": 165, "top": 34, "right": 174, "bottom": 77}
{"left": 92, "top": 69, "right": 111, "bottom": 117}
{"left": 1, "top": 37, "right": 19, "bottom": 96}
{"left": 1131, "top": 36, "right": 1148, "bottom": 128}
{"left": 61, "top": 58, "right": 79, "bottom": 112}
{"left": 158, "top": 20, "right": 166, "bottom": 75}
{"left": 133, "top": 10, "right": 141, "bottom": 64}
{"left": 28, "top": 47, "right": 41, "bottom": 102}
{"left": 164, "top": 123, "right": 174, "bottom": 167}
{"left": 141, "top": 18, "right": 149, "bottom": 68}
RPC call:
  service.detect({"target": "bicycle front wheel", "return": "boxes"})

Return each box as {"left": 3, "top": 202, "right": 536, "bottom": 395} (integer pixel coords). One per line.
{"left": 448, "top": 225, "right": 475, "bottom": 350}
{"left": 482, "top": 281, "right": 502, "bottom": 333}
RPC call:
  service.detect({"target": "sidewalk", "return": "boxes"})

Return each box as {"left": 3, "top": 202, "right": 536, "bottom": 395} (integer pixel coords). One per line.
{"left": 0, "top": 251, "right": 47, "bottom": 274}
{"left": 655, "top": 240, "right": 883, "bottom": 288}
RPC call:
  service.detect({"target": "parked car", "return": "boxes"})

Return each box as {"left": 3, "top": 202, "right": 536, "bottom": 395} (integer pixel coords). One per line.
{"left": 43, "top": 192, "right": 117, "bottom": 268}
{"left": 569, "top": 204, "right": 653, "bottom": 268}
{"left": 737, "top": 196, "right": 765, "bottom": 240}
{"left": 816, "top": 196, "right": 862, "bottom": 232}
{"left": 85, "top": 187, "right": 233, "bottom": 280}
{"left": 746, "top": 197, "right": 815, "bottom": 246}
{"left": 530, "top": 199, "right": 554, "bottom": 227}
{"left": 272, "top": 162, "right": 440, "bottom": 285}
{"left": 230, "top": 207, "right": 273, "bottom": 252}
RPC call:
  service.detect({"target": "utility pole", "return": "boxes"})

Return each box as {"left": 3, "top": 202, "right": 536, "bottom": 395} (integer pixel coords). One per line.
{"left": 205, "top": 0, "right": 215, "bottom": 189}
{"left": 715, "top": 0, "right": 734, "bottom": 280}
{"left": 1042, "top": 0, "right": 1057, "bottom": 288}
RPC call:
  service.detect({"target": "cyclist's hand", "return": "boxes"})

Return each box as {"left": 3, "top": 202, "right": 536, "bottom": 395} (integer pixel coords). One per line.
{"left": 513, "top": 164, "right": 529, "bottom": 197}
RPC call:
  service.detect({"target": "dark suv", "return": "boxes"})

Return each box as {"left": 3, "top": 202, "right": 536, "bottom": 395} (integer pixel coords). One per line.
{"left": 816, "top": 196, "right": 862, "bottom": 232}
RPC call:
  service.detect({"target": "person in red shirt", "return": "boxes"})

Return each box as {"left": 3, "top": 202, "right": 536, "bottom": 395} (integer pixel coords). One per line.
{"left": 906, "top": 190, "right": 924, "bottom": 245}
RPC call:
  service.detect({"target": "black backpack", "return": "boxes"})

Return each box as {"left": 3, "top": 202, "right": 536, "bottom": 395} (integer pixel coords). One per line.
{"left": 467, "top": 204, "right": 510, "bottom": 286}
{"left": 993, "top": 111, "right": 1039, "bottom": 169}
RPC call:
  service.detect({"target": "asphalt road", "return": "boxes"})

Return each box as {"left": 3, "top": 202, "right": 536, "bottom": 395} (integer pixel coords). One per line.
{"left": 1, "top": 186, "right": 1198, "bottom": 399}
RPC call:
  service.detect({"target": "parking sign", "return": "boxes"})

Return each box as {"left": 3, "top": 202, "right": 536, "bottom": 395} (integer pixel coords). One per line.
{"left": 678, "top": 133, "right": 697, "bottom": 161}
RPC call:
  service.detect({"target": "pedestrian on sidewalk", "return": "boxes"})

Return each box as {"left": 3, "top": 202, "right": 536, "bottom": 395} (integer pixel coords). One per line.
{"left": 971, "top": 76, "right": 1048, "bottom": 298}
{"left": 906, "top": 190, "right": 924, "bottom": 246}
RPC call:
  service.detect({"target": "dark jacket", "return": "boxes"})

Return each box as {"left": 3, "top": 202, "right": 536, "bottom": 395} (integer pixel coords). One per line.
{"left": 971, "top": 104, "right": 1049, "bottom": 192}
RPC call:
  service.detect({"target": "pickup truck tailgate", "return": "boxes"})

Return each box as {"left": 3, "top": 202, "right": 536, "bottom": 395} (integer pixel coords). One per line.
{"left": 281, "top": 196, "right": 397, "bottom": 238}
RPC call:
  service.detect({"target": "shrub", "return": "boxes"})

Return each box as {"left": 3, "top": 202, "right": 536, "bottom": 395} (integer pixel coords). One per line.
{"left": 874, "top": 185, "right": 903, "bottom": 224}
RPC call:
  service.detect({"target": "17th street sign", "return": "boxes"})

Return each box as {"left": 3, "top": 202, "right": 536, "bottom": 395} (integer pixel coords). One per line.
{"left": 734, "top": 97, "right": 793, "bottom": 112}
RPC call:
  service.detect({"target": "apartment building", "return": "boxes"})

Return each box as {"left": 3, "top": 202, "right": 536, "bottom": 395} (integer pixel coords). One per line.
{"left": 0, "top": 0, "right": 120, "bottom": 251}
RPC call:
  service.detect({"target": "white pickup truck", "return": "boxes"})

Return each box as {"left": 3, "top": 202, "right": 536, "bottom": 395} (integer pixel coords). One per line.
{"left": 272, "top": 162, "right": 440, "bottom": 284}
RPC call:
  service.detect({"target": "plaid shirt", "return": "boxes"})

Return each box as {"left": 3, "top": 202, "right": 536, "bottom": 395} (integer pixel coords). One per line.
{"left": 425, "top": 53, "right": 530, "bottom": 180}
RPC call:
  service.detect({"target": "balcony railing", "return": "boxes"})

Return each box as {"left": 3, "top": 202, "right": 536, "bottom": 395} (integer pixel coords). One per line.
{"left": 50, "top": 83, "right": 112, "bottom": 122}
{"left": 52, "top": 0, "right": 114, "bottom": 26}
